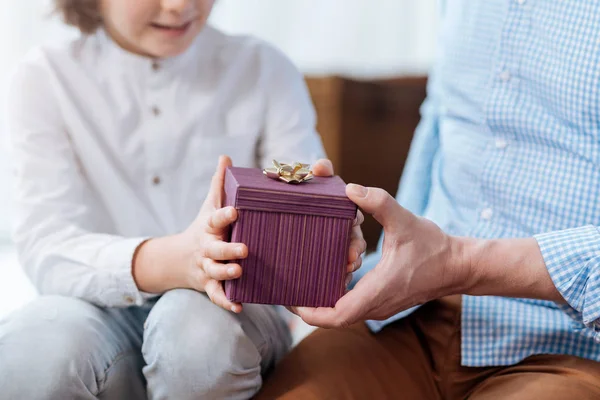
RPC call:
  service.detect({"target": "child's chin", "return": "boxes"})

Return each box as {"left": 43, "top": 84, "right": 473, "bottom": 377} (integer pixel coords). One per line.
{"left": 147, "top": 42, "right": 192, "bottom": 59}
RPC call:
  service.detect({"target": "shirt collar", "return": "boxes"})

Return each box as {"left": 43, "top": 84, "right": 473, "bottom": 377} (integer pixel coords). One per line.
{"left": 96, "top": 25, "right": 218, "bottom": 74}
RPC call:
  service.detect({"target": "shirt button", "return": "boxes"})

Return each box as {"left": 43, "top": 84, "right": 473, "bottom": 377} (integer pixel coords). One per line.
{"left": 151, "top": 106, "right": 161, "bottom": 116}
{"left": 151, "top": 60, "right": 160, "bottom": 71}
{"left": 499, "top": 70, "right": 511, "bottom": 82}
{"left": 152, "top": 176, "right": 161, "bottom": 185}
{"left": 124, "top": 296, "right": 135, "bottom": 305}
{"left": 495, "top": 138, "right": 508, "bottom": 149}
{"left": 481, "top": 208, "right": 494, "bottom": 221}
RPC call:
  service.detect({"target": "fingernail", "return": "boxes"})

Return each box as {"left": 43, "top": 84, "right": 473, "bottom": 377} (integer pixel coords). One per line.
{"left": 227, "top": 208, "right": 235, "bottom": 219}
{"left": 345, "top": 274, "right": 352, "bottom": 286}
{"left": 231, "top": 305, "right": 237, "bottom": 312}
{"left": 347, "top": 184, "right": 367, "bottom": 198}
{"left": 227, "top": 267, "right": 237, "bottom": 277}
{"left": 236, "top": 246, "right": 245, "bottom": 257}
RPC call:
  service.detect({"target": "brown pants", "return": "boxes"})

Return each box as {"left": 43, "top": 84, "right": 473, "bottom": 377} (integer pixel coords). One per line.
{"left": 256, "top": 296, "right": 600, "bottom": 399}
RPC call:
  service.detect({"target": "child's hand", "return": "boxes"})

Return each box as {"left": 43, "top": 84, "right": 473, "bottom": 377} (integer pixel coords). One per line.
{"left": 312, "top": 159, "right": 367, "bottom": 287}
{"left": 181, "top": 155, "right": 246, "bottom": 313}
{"left": 133, "top": 156, "right": 366, "bottom": 314}
{"left": 132, "top": 156, "right": 245, "bottom": 313}
{"left": 346, "top": 210, "right": 366, "bottom": 286}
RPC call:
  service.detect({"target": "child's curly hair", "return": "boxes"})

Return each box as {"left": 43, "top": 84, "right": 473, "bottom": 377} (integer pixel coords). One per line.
{"left": 54, "top": 0, "right": 102, "bottom": 34}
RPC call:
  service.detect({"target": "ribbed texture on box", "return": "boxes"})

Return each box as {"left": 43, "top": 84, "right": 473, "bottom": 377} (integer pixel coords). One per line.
{"left": 224, "top": 166, "right": 356, "bottom": 307}
{"left": 225, "top": 210, "right": 352, "bottom": 307}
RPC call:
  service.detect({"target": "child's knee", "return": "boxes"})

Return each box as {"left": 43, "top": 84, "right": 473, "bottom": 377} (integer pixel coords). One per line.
{"left": 143, "top": 290, "right": 263, "bottom": 399}
{"left": 146, "top": 329, "right": 262, "bottom": 396}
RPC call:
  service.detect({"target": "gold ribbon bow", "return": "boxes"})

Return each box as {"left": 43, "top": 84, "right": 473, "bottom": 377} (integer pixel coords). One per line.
{"left": 263, "top": 160, "right": 314, "bottom": 184}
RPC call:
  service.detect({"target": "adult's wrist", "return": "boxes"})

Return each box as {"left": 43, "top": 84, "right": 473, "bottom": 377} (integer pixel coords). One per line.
{"left": 445, "top": 235, "right": 484, "bottom": 296}
{"left": 453, "top": 236, "right": 563, "bottom": 302}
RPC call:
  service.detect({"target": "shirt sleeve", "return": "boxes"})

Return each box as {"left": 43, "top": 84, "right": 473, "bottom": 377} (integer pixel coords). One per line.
{"left": 535, "top": 225, "right": 600, "bottom": 341}
{"left": 7, "top": 52, "right": 150, "bottom": 308}
{"left": 256, "top": 44, "right": 326, "bottom": 166}
{"left": 394, "top": 94, "right": 441, "bottom": 217}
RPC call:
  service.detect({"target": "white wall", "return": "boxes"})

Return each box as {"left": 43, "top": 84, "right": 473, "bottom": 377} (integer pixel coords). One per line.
{"left": 210, "top": 0, "right": 439, "bottom": 77}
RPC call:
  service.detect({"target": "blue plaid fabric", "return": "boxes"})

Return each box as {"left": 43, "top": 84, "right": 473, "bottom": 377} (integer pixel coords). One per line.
{"left": 361, "top": 0, "right": 600, "bottom": 366}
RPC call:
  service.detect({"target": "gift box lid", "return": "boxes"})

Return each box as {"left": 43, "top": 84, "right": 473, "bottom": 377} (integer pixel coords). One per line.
{"left": 224, "top": 167, "right": 357, "bottom": 219}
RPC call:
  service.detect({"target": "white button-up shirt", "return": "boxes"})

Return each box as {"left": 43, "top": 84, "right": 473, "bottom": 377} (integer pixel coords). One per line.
{"left": 7, "top": 25, "right": 324, "bottom": 307}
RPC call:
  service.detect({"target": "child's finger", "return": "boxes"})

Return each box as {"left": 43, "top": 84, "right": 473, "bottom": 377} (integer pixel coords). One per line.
{"left": 206, "top": 206, "right": 237, "bottom": 234}
{"left": 347, "top": 255, "right": 363, "bottom": 273}
{"left": 206, "top": 155, "right": 233, "bottom": 208}
{"left": 348, "top": 237, "right": 366, "bottom": 263}
{"left": 204, "top": 279, "right": 242, "bottom": 313}
{"left": 348, "top": 217, "right": 366, "bottom": 260}
{"left": 312, "top": 159, "right": 334, "bottom": 177}
{"left": 353, "top": 210, "right": 365, "bottom": 227}
{"left": 345, "top": 273, "right": 353, "bottom": 287}
{"left": 350, "top": 222, "right": 365, "bottom": 243}
{"left": 202, "top": 259, "right": 242, "bottom": 280}
{"left": 201, "top": 242, "right": 247, "bottom": 261}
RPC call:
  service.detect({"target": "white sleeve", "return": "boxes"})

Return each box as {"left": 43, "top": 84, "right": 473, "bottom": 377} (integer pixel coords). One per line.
{"left": 7, "top": 55, "right": 150, "bottom": 308}
{"left": 257, "top": 45, "right": 326, "bottom": 166}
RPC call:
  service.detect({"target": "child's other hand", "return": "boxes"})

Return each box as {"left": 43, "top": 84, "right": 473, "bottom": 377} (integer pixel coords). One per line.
{"left": 312, "top": 159, "right": 367, "bottom": 288}
{"left": 346, "top": 210, "right": 366, "bottom": 286}
{"left": 181, "top": 155, "right": 246, "bottom": 313}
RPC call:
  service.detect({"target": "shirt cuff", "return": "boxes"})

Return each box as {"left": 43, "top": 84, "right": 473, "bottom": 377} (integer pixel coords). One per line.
{"left": 535, "top": 225, "right": 600, "bottom": 340}
{"left": 96, "top": 236, "right": 156, "bottom": 307}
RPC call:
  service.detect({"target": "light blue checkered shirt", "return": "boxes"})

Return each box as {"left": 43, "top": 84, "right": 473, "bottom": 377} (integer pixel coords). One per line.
{"left": 360, "top": 0, "right": 600, "bottom": 367}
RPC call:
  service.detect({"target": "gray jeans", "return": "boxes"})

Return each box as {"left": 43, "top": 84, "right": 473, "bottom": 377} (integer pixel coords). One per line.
{"left": 0, "top": 289, "right": 291, "bottom": 400}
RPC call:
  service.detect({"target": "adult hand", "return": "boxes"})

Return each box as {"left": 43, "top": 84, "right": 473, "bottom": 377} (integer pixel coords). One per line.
{"left": 293, "top": 184, "right": 466, "bottom": 328}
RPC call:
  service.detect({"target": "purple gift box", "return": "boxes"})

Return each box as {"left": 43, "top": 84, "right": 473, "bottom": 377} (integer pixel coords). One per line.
{"left": 223, "top": 166, "right": 357, "bottom": 307}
